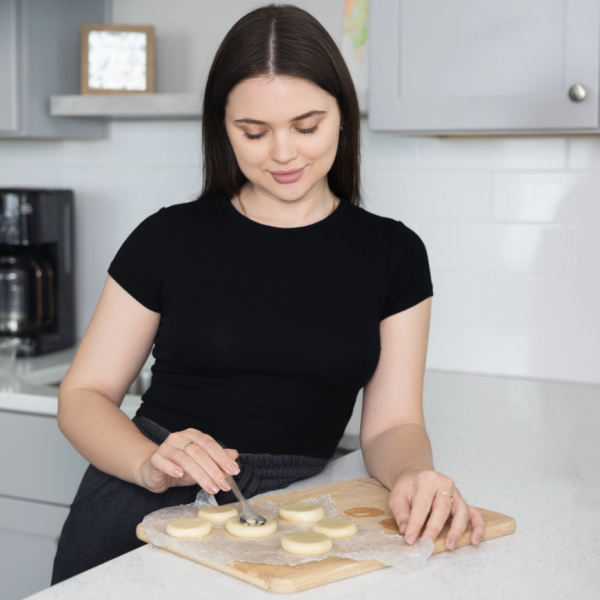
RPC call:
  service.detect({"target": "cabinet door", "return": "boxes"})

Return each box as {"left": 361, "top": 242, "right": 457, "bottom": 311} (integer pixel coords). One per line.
{"left": 369, "top": 0, "right": 600, "bottom": 133}
{"left": 0, "top": 411, "right": 89, "bottom": 506}
{"left": 0, "top": 0, "right": 19, "bottom": 133}
{"left": 0, "top": 495, "right": 70, "bottom": 600}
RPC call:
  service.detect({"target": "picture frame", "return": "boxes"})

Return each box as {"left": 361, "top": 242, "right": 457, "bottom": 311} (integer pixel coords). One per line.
{"left": 80, "top": 24, "right": 155, "bottom": 94}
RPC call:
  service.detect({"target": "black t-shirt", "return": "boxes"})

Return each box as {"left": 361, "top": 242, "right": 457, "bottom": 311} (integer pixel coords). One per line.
{"left": 107, "top": 195, "right": 433, "bottom": 459}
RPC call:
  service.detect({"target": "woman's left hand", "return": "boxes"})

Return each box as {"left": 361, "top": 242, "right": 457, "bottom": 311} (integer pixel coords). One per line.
{"left": 389, "top": 469, "right": 485, "bottom": 550}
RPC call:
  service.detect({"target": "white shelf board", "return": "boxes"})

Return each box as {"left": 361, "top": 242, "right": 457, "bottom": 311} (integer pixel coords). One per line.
{"left": 50, "top": 91, "right": 369, "bottom": 119}
{"left": 50, "top": 93, "right": 203, "bottom": 119}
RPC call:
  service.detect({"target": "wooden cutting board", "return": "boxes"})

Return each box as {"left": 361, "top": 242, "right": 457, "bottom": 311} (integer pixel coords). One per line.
{"left": 136, "top": 477, "right": 516, "bottom": 594}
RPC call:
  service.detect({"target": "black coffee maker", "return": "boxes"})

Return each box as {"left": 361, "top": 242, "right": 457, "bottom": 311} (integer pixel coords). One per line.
{"left": 0, "top": 188, "right": 75, "bottom": 356}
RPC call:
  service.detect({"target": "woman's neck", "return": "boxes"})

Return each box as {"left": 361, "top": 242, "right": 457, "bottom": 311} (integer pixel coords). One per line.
{"left": 232, "top": 185, "right": 338, "bottom": 228}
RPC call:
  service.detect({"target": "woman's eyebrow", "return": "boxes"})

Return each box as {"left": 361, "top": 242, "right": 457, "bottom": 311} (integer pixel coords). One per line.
{"left": 234, "top": 110, "right": 327, "bottom": 125}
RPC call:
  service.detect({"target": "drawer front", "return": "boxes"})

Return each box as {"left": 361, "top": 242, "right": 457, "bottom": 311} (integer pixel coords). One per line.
{"left": 0, "top": 410, "right": 89, "bottom": 505}
{"left": 0, "top": 495, "right": 70, "bottom": 600}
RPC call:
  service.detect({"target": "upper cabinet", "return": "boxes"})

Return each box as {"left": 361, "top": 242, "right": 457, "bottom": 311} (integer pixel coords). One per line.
{"left": 0, "top": 0, "right": 108, "bottom": 139}
{"left": 369, "top": 0, "right": 600, "bottom": 135}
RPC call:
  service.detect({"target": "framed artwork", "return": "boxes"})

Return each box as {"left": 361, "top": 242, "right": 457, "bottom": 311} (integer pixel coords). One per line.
{"left": 80, "top": 24, "right": 155, "bottom": 94}
{"left": 342, "top": 0, "right": 369, "bottom": 112}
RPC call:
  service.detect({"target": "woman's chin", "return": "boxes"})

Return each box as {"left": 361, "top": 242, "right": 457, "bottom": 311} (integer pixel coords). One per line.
{"left": 263, "top": 182, "right": 312, "bottom": 202}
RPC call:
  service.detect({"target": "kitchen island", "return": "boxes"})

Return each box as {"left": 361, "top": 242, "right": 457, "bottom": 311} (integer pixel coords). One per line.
{"left": 21, "top": 369, "right": 600, "bottom": 600}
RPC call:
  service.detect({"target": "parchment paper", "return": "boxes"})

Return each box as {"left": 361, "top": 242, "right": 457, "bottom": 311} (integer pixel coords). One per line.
{"left": 141, "top": 489, "right": 433, "bottom": 571}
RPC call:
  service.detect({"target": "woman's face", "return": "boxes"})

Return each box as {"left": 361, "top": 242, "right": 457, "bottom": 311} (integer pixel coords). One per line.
{"left": 224, "top": 75, "right": 341, "bottom": 202}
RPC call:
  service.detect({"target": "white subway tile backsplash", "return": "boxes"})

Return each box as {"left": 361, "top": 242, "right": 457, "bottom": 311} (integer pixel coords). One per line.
{"left": 364, "top": 169, "right": 489, "bottom": 221}
{"left": 561, "top": 332, "right": 600, "bottom": 384}
{"left": 0, "top": 122, "right": 203, "bottom": 169}
{"left": 99, "top": 167, "right": 202, "bottom": 214}
{"left": 568, "top": 137, "right": 600, "bottom": 171}
{"left": 420, "top": 137, "right": 567, "bottom": 170}
{"left": 420, "top": 222, "right": 564, "bottom": 275}
{"left": 488, "top": 276, "right": 600, "bottom": 332}
{"left": 0, "top": 139, "right": 69, "bottom": 167}
{"left": 427, "top": 322, "right": 564, "bottom": 381}
{"left": 361, "top": 127, "right": 418, "bottom": 169}
{"left": 430, "top": 271, "right": 486, "bottom": 323}
{"left": 109, "top": 119, "right": 202, "bottom": 143}
{"left": 492, "top": 172, "right": 600, "bottom": 224}
{"left": 565, "top": 226, "right": 600, "bottom": 280}
{"left": 1, "top": 165, "right": 72, "bottom": 188}
{"left": 60, "top": 131, "right": 201, "bottom": 169}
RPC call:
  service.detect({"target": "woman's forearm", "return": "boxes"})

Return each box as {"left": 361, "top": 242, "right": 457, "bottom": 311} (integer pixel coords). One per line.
{"left": 361, "top": 423, "right": 434, "bottom": 490}
{"left": 57, "top": 386, "right": 158, "bottom": 487}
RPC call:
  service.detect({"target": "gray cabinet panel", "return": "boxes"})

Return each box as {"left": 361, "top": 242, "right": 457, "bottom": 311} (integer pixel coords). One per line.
{"left": 369, "top": 0, "right": 600, "bottom": 133}
{"left": 0, "top": 410, "right": 89, "bottom": 505}
{"left": 0, "top": 496, "right": 69, "bottom": 600}
{"left": 0, "top": 0, "right": 109, "bottom": 138}
{"left": 0, "top": 0, "right": 19, "bottom": 132}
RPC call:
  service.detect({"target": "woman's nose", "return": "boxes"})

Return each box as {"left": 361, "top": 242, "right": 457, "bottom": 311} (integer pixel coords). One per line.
{"left": 271, "top": 131, "right": 298, "bottom": 164}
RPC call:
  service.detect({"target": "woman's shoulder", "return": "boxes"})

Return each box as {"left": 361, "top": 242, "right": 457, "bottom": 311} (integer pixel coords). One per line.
{"left": 162, "top": 195, "right": 225, "bottom": 221}
{"left": 345, "top": 201, "right": 413, "bottom": 241}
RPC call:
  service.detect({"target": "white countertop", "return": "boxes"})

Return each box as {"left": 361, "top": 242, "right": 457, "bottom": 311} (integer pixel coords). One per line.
{"left": 0, "top": 342, "right": 144, "bottom": 418}
{"left": 20, "top": 369, "right": 600, "bottom": 600}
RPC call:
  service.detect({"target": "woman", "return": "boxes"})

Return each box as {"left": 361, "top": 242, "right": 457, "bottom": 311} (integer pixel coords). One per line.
{"left": 52, "top": 3, "right": 484, "bottom": 584}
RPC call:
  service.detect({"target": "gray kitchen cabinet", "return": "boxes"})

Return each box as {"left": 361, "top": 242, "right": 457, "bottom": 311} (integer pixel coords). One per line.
{"left": 0, "top": 0, "right": 109, "bottom": 139}
{"left": 369, "top": 0, "right": 600, "bottom": 134}
{"left": 0, "top": 495, "right": 70, "bottom": 600}
{"left": 0, "top": 410, "right": 89, "bottom": 505}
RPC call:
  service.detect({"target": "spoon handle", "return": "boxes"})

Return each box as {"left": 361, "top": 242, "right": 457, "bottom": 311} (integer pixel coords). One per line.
{"left": 224, "top": 473, "right": 247, "bottom": 507}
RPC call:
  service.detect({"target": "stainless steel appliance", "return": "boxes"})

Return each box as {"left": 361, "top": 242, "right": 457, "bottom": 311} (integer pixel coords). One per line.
{"left": 0, "top": 188, "right": 75, "bottom": 356}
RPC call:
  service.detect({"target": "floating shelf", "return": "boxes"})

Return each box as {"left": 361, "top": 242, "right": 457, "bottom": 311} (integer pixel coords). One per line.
{"left": 50, "top": 92, "right": 368, "bottom": 119}
{"left": 50, "top": 93, "right": 203, "bottom": 119}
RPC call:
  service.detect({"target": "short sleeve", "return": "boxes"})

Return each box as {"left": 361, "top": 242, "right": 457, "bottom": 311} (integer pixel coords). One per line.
{"left": 107, "top": 207, "right": 169, "bottom": 313}
{"left": 381, "top": 221, "right": 434, "bottom": 320}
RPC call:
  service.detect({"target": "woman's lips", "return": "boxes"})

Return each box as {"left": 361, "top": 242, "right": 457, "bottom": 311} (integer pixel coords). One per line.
{"left": 270, "top": 167, "right": 305, "bottom": 184}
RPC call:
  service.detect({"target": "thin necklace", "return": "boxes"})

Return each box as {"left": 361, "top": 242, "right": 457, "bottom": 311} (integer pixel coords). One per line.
{"left": 237, "top": 193, "right": 337, "bottom": 221}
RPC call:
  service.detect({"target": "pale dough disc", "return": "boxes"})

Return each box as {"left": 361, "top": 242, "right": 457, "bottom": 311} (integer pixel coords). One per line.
{"left": 278, "top": 502, "right": 325, "bottom": 523}
{"left": 225, "top": 516, "right": 277, "bottom": 539}
{"left": 165, "top": 517, "right": 212, "bottom": 539}
{"left": 281, "top": 532, "right": 333, "bottom": 555}
{"left": 312, "top": 518, "right": 358, "bottom": 539}
{"left": 197, "top": 505, "right": 239, "bottom": 523}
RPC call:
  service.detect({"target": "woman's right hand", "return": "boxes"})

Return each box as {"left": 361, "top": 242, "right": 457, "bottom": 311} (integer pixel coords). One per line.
{"left": 138, "top": 428, "right": 241, "bottom": 494}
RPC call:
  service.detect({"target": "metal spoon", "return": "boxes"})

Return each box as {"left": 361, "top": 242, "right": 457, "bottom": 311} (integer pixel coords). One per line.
{"left": 224, "top": 473, "right": 267, "bottom": 527}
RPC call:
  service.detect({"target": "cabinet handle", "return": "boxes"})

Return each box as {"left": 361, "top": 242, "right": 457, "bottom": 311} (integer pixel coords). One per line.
{"left": 568, "top": 84, "right": 587, "bottom": 102}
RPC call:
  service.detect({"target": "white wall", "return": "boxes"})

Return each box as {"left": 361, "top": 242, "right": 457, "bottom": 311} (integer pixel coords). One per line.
{"left": 0, "top": 0, "right": 598, "bottom": 385}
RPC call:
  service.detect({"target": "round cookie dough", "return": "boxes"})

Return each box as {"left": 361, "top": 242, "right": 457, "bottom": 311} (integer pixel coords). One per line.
{"left": 278, "top": 502, "right": 325, "bottom": 523}
{"left": 312, "top": 518, "right": 358, "bottom": 539}
{"left": 165, "top": 517, "right": 212, "bottom": 539}
{"left": 225, "top": 516, "right": 277, "bottom": 539}
{"left": 197, "top": 505, "right": 239, "bottom": 523}
{"left": 281, "top": 532, "right": 333, "bottom": 555}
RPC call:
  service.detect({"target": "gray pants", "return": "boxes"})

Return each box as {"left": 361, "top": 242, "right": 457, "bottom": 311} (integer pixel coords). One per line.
{"left": 51, "top": 416, "right": 328, "bottom": 585}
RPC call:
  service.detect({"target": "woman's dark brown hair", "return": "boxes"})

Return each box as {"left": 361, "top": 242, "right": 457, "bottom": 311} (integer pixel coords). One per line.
{"left": 198, "top": 3, "right": 362, "bottom": 206}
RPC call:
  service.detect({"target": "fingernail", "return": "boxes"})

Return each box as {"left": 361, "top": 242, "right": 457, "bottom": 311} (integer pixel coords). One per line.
{"left": 398, "top": 520, "right": 407, "bottom": 534}
{"left": 447, "top": 537, "right": 456, "bottom": 549}
{"left": 220, "top": 478, "right": 231, "bottom": 491}
{"left": 227, "top": 463, "right": 240, "bottom": 475}
{"left": 207, "top": 483, "right": 219, "bottom": 494}
{"left": 406, "top": 532, "right": 417, "bottom": 545}
{"left": 174, "top": 469, "right": 183, "bottom": 477}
